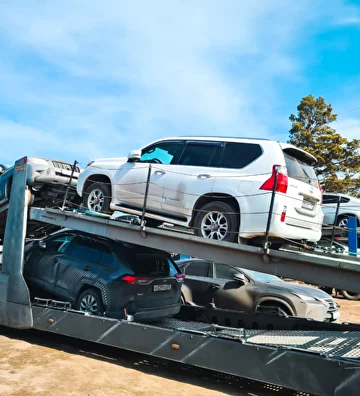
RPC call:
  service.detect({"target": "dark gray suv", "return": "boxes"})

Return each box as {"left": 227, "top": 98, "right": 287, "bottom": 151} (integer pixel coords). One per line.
{"left": 24, "top": 231, "right": 183, "bottom": 321}
{"left": 177, "top": 258, "right": 339, "bottom": 322}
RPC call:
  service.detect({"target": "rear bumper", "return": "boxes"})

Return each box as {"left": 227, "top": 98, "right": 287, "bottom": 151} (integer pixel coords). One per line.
{"left": 105, "top": 303, "right": 181, "bottom": 322}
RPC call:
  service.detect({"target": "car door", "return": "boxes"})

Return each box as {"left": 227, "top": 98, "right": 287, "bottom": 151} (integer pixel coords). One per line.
{"left": 161, "top": 141, "right": 222, "bottom": 218}
{"left": 211, "top": 263, "right": 254, "bottom": 312}
{"left": 24, "top": 233, "right": 74, "bottom": 293}
{"left": 113, "top": 141, "right": 185, "bottom": 213}
{"left": 53, "top": 236, "right": 111, "bottom": 302}
{"left": 182, "top": 260, "right": 214, "bottom": 306}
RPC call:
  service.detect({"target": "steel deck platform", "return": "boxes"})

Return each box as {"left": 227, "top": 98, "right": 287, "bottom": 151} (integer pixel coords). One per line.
{"left": 31, "top": 305, "right": 360, "bottom": 396}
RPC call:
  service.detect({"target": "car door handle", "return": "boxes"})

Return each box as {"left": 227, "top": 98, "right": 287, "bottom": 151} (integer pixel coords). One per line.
{"left": 210, "top": 283, "right": 220, "bottom": 290}
{"left": 198, "top": 174, "right": 210, "bottom": 179}
{"left": 83, "top": 266, "right": 92, "bottom": 271}
{"left": 154, "top": 170, "right": 166, "bottom": 175}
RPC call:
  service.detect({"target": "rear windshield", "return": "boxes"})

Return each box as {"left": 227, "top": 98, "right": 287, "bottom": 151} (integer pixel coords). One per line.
{"left": 284, "top": 152, "right": 318, "bottom": 188}
{"left": 122, "top": 252, "right": 179, "bottom": 277}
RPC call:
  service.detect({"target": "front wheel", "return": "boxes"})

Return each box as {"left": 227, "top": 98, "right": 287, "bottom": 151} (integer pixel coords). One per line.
{"left": 83, "top": 182, "right": 111, "bottom": 214}
{"left": 194, "top": 201, "right": 239, "bottom": 243}
{"left": 76, "top": 288, "right": 104, "bottom": 315}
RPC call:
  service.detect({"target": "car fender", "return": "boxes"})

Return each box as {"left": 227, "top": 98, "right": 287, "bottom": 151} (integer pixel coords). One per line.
{"left": 181, "top": 283, "right": 193, "bottom": 304}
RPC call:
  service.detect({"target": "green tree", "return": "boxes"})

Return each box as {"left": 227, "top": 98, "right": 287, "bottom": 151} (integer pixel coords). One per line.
{"left": 289, "top": 94, "right": 360, "bottom": 195}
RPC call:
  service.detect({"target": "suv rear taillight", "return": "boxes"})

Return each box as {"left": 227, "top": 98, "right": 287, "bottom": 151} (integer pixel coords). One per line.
{"left": 121, "top": 275, "right": 151, "bottom": 284}
{"left": 260, "top": 165, "right": 288, "bottom": 194}
{"left": 318, "top": 182, "right": 323, "bottom": 204}
{"left": 175, "top": 273, "right": 185, "bottom": 282}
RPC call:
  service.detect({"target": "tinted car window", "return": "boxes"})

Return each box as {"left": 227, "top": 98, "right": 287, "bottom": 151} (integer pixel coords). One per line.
{"left": 284, "top": 152, "right": 318, "bottom": 187}
{"left": 178, "top": 142, "right": 222, "bottom": 167}
{"left": 214, "top": 263, "right": 239, "bottom": 280}
{"left": 65, "top": 237, "right": 112, "bottom": 265}
{"left": 184, "top": 261, "right": 211, "bottom": 277}
{"left": 140, "top": 142, "right": 185, "bottom": 165}
{"left": 221, "top": 143, "right": 262, "bottom": 169}
{"left": 45, "top": 234, "right": 75, "bottom": 252}
{"left": 323, "top": 195, "right": 339, "bottom": 204}
{"left": 121, "top": 251, "right": 177, "bottom": 277}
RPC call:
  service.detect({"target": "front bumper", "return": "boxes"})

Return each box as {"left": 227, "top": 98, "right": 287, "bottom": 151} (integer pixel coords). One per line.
{"left": 27, "top": 163, "right": 79, "bottom": 188}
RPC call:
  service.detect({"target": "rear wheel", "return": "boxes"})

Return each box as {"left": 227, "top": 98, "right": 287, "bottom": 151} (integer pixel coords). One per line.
{"left": 342, "top": 290, "right": 360, "bottom": 301}
{"left": 194, "top": 201, "right": 239, "bottom": 243}
{"left": 145, "top": 219, "right": 163, "bottom": 228}
{"left": 83, "top": 182, "right": 111, "bottom": 214}
{"left": 76, "top": 288, "right": 104, "bottom": 315}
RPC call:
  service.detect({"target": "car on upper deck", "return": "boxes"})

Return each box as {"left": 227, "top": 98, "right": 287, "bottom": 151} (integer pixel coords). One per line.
{"left": 77, "top": 137, "right": 323, "bottom": 246}
{"left": 0, "top": 157, "right": 82, "bottom": 239}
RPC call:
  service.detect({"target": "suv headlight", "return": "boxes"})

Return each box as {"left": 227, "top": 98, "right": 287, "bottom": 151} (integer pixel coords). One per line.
{"left": 27, "top": 158, "right": 49, "bottom": 165}
{"left": 292, "top": 293, "right": 316, "bottom": 301}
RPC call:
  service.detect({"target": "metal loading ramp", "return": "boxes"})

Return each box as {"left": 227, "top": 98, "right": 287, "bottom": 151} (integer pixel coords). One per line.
{"left": 31, "top": 305, "right": 360, "bottom": 396}
{"left": 29, "top": 206, "right": 360, "bottom": 293}
{"left": 1, "top": 157, "right": 360, "bottom": 396}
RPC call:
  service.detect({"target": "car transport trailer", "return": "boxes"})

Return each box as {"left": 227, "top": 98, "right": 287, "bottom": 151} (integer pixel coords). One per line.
{"left": 1, "top": 157, "right": 360, "bottom": 396}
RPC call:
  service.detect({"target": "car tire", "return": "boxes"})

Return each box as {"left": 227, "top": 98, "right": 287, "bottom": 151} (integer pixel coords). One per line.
{"left": 342, "top": 290, "right": 360, "bottom": 301}
{"left": 83, "top": 182, "right": 111, "bottom": 214}
{"left": 194, "top": 201, "right": 239, "bottom": 243}
{"left": 145, "top": 219, "right": 163, "bottom": 228}
{"left": 76, "top": 288, "right": 104, "bottom": 315}
{"left": 336, "top": 216, "right": 348, "bottom": 231}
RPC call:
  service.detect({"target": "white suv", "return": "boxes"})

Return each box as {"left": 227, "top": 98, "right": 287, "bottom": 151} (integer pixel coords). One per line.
{"left": 77, "top": 137, "right": 323, "bottom": 245}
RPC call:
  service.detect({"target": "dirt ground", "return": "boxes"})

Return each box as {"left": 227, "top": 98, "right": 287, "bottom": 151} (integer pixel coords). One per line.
{"left": 0, "top": 298, "right": 358, "bottom": 396}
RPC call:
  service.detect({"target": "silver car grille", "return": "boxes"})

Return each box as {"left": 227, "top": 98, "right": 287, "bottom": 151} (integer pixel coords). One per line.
{"left": 324, "top": 298, "right": 337, "bottom": 313}
{"left": 52, "top": 161, "right": 80, "bottom": 173}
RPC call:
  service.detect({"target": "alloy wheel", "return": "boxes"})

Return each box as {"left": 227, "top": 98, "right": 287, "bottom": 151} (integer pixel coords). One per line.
{"left": 200, "top": 211, "right": 228, "bottom": 240}
{"left": 79, "top": 294, "right": 98, "bottom": 314}
{"left": 87, "top": 189, "right": 105, "bottom": 212}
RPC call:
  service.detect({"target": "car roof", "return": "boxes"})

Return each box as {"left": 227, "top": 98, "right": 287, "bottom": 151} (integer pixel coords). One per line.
{"left": 145, "top": 136, "right": 317, "bottom": 164}
{"left": 47, "top": 229, "right": 169, "bottom": 254}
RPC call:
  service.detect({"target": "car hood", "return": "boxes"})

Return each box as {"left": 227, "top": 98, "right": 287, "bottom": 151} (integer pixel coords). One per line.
{"left": 91, "top": 157, "right": 128, "bottom": 166}
{"left": 259, "top": 280, "right": 331, "bottom": 300}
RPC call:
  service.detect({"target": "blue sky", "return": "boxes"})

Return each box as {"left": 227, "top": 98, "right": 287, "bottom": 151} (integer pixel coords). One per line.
{"left": 1, "top": 0, "right": 360, "bottom": 168}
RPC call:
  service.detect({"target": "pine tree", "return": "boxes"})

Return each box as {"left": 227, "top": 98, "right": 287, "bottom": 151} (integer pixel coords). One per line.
{"left": 289, "top": 95, "right": 360, "bottom": 195}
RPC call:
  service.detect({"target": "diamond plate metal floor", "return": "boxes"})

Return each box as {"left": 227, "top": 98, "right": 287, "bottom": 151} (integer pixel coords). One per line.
{"left": 152, "top": 318, "right": 360, "bottom": 359}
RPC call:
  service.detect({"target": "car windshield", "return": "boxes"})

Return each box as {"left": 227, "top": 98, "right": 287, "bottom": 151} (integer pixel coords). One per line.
{"left": 240, "top": 268, "right": 281, "bottom": 283}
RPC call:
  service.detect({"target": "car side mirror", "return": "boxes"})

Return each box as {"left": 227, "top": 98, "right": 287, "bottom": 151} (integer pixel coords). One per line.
{"left": 38, "top": 240, "right": 47, "bottom": 250}
{"left": 127, "top": 149, "right": 141, "bottom": 162}
{"left": 233, "top": 273, "right": 246, "bottom": 284}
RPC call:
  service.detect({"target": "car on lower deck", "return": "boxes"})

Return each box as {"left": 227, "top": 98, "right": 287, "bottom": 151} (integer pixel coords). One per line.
{"left": 24, "top": 230, "right": 184, "bottom": 321}
{"left": 177, "top": 258, "right": 339, "bottom": 323}
{"left": 77, "top": 136, "right": 323, "bottom": 246}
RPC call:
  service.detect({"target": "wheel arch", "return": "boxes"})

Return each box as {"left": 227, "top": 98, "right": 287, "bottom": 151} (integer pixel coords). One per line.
{"left": 181, "top": 284, "right": 193, "bottom": 304}
{"left": 337, "top": 213, "right": 360, "bottom": 225}
{"left": 82, "top": 175, "right": 112, "bottom": 196}
{"left": 255, "top": 297, "right": 295, "bottom": 316}
{"left": 189, "top": 193, "right": 240, "bottom": 227}
{"left": 76, "top": 284, "right": 106, "bottom": 307}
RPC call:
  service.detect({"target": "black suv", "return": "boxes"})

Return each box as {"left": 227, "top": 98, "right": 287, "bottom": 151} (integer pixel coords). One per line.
{"left": 24, "top": 230, "right": 183, "bottom": 321}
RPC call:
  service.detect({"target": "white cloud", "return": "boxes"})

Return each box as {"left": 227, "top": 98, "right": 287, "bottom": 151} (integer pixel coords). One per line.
{"left": 0, "top": 0, "right": 356, "bottom": 165}
{"left": 333, "top": 118, "right": 360, "bottom": 141}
